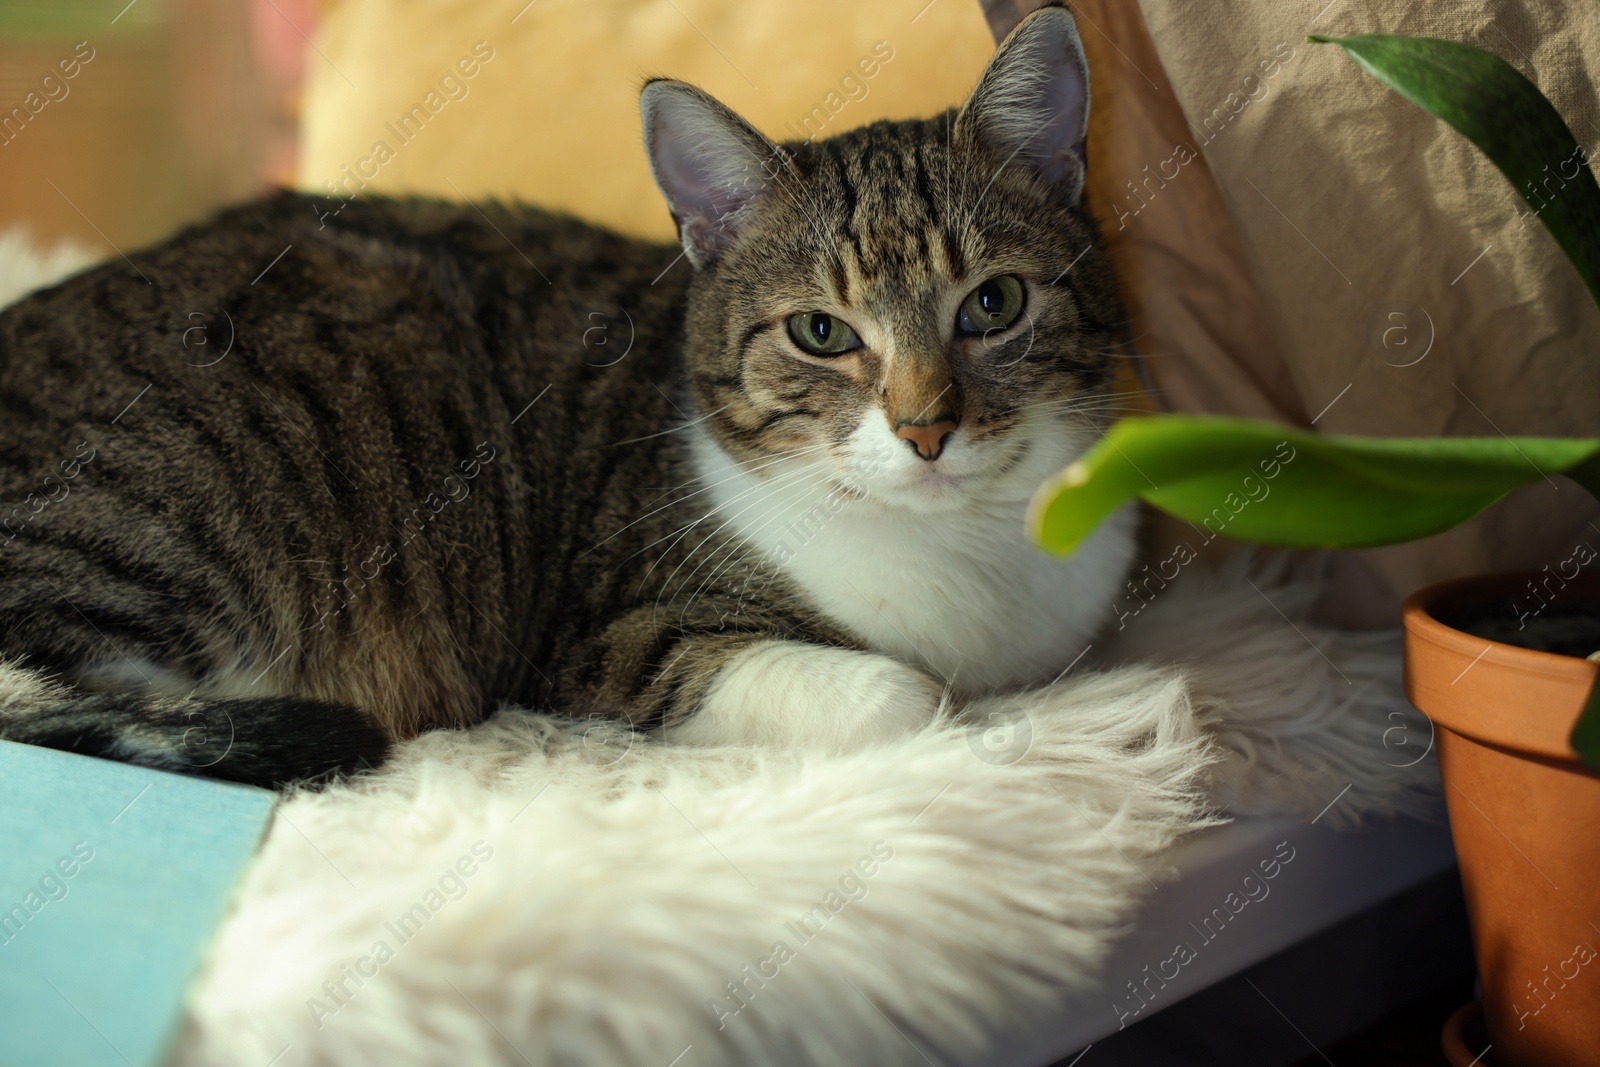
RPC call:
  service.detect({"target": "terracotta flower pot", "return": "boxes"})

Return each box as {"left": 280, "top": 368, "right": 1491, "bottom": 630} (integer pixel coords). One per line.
{"left": 1441, "top": 1001, "right": 1491, "bottom": 1067}
{"left": 1403, "top": 572, "right": 1600, "bottom": 1067}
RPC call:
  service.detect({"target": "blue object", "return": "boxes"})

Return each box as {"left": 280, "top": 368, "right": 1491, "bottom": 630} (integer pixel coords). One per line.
{"left": 0, "top": 740, "right": 275, "bottom": 1067}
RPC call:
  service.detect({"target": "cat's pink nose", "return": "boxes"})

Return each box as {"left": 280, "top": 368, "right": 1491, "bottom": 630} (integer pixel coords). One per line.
{"left": 894, "top": 418, "right": 958, "bottom": 461}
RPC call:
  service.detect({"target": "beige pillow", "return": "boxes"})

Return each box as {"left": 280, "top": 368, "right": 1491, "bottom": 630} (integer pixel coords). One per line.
{"left": 297, "top": 0, "right": 994, "bottom": 241}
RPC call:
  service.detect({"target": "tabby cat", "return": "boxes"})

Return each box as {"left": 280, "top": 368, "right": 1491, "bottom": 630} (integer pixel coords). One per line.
{"left": 0, "top": 6, "right": 1135, "bottom": 786}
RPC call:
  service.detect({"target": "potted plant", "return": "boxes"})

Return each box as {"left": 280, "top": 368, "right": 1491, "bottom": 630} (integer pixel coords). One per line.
{"left": 1027, "top": 34, "right": 1600, "bottom": 1067}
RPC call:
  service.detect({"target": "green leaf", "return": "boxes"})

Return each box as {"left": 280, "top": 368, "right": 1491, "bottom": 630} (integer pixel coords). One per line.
{"left": 1573, "top": 678, "right": 1600, "bottom": 771}
{"left": 1027, "top": 415, "right": 1600, "bottom": 555}
{"left": 1310, "top": 33, "right": 1600, "bottom": 313}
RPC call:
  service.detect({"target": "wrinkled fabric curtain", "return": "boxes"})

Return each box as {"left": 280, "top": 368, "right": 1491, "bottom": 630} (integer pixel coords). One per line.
{"left": 987, "top": 0, "right": 1600, "bottom": 619}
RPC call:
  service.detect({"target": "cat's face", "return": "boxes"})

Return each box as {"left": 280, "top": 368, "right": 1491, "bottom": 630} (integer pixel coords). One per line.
{"left": 645, "top": 6, "right": 1123, "bottom": 514}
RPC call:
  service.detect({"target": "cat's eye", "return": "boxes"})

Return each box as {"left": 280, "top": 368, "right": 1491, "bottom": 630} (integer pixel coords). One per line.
{"left": 786, "top": 312, "right": 861, "bottom": 356}
{"left": 957, "top": 275, "right": 1025, "bottom": 335}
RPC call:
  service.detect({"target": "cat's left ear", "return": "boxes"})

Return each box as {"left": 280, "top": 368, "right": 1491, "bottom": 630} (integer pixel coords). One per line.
{"left": 641, "top": 79, "right": 779, "bottom": 269}
{"left": 955, "top": 5, "right": 1091, "bottom": 205}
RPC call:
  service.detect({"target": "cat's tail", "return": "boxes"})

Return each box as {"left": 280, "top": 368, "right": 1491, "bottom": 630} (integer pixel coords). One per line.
{"left": 0, "top": 659, "right": 390, "bottom": 789}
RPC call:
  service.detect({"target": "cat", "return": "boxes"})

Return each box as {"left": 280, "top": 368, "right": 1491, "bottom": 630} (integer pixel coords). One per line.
{"left": 0, "top": 5, "right": 1137, "bottom": 787}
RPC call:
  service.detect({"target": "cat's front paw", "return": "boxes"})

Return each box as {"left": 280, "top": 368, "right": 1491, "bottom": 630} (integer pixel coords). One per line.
{"left": 666, "top": 640, "right": 944, "bottom": 752}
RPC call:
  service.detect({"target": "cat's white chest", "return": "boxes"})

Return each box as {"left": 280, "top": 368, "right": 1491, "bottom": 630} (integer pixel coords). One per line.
{"left": 692, "top": 438, "right": 1135, "bottom": 692}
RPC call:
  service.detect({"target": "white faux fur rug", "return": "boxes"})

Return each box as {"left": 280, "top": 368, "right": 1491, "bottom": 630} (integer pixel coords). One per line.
{"left": 165, "top": 562, "right": 1432, "bottom": 1067}
{"left": 177, "top": 668, "right": 1216, "bottom": 1067}
{"left": 0, "top": 233, "right": 1435, "bottom": 1067}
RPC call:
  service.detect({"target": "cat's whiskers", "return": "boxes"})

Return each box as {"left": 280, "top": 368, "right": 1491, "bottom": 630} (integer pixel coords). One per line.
{"left": 652, "top": 465, "right": 841, "bottom": 626}
{"left": 677, "top": 540, "right": 771, "bottom": 627}
{"left": 1020, "top": 402, "right": 1150, "bottom": 426}
{"left": 655, "top": 451, "right": 839, "bottom": 590}
{"left": 630, "top": 445, "right": 832, "bottom": 593}
{"left": 589, "top": 441, "right": 824, "bottom": 558}
{"left": 654, "top": 455, "right": 837, "bottom": 605}
{"left": 636, "top": 438, "right": 827, "bottom": 510}
{"left": 639, "top": 441, "right": 830, "bottom": 533}
{"left": 1085, "top": 322, "right": 1149, "bottom": 346}
{"left": 674, "top": 461, "right": 840, "bottom": 594}
{"left": 607, "top": 403, "right": 731, "bottom": 447}
{"left": 1019, "top": 396, "right": 1147, "bottom": 416}
{"left": 1113, "top": 350, "right": 1185, "bottom": 362}
{"left": 672, "top": 461, "right": 848, "bottom": 625}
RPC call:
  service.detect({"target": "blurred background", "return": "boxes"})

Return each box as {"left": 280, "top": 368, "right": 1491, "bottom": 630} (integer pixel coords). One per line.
{"left": 0, "top": 0, "right": 994, "bottom": 251}
{"left": 0, "top": 0, "right": 304, "bottom": 251}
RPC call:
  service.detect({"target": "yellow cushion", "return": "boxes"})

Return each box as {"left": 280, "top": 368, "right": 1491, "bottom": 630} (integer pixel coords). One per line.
{"left": 297, "top": 0, "right": 994, "bottom": 240}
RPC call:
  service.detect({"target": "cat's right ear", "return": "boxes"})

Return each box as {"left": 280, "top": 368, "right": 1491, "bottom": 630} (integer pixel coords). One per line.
{"left": 955, "top": 5, "right": 1092, "bottom": 205}
{"left": 641, "top": 79, "right": 779, "bottom": 269}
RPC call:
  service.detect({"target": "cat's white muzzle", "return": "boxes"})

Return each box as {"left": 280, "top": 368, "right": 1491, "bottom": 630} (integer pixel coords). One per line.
{"left": 839, "top": 408, "right": 1087, "bottom": 514}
